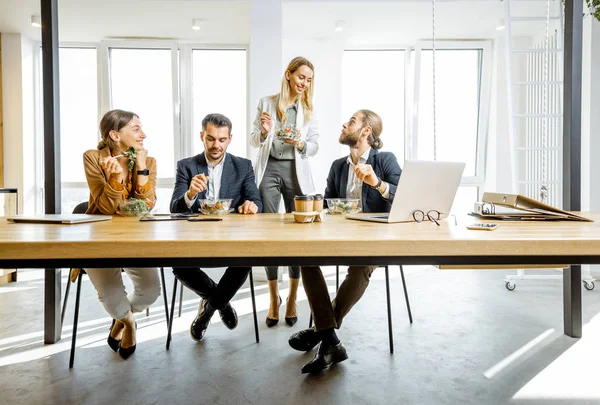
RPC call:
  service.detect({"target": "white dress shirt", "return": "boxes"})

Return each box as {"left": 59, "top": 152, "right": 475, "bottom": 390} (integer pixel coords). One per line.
{"left": 346, "top": 148, "right": 390, "bottom": 210}
{"left": 185, "top": 153, "right": 226, "bottom": 208}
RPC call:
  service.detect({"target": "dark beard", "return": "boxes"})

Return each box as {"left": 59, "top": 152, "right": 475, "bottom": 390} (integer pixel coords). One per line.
{"left": 339, "top": 128, "right": 362, "bottom": 147}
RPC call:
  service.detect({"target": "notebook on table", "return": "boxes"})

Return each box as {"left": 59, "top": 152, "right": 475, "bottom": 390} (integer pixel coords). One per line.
{"left": 6, "top": 214, "right": 112, "bottom": 224}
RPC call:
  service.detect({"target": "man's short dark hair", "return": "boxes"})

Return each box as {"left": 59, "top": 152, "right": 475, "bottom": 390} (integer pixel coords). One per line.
{"left": 202, "top": 113, "right": 232, "bottom": 135}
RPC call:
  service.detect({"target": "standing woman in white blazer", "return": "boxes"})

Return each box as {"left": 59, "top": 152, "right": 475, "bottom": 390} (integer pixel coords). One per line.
{"left": 249, "top": 56, "right": 319, "bottom": 327}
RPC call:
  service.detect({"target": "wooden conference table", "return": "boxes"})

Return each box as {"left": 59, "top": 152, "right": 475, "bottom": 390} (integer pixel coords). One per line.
{"left": 0, "top": 213, "right": 599, "bottom": 344}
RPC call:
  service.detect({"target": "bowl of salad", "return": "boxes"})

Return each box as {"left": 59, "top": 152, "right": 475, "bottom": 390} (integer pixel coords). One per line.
{"left": 119, "top": 198, "right": 156, "bottom": 217}
{"left": 276, "top": 124, "right": 298, "bottom": 140}
{"left": 326, "top": 199, "right": 361, "bottom": 215}
{"left": 198, "top": 199, "right": 234, "bottom": 215}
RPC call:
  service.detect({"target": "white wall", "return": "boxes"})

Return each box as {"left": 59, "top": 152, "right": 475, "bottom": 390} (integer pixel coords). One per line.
{"left": 248, "top": 0, "right": 282, "bottom": 162}
{"left": 1, "top": 33, "right": 36, "bottom": 214}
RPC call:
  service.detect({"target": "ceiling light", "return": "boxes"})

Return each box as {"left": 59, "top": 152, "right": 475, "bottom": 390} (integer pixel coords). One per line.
{"left": 31, "top": 15, "right": 41, "bottom": 28}
{"left": 334, "top": 20, "right": 345, "bottom": 32}
{"left": 496, "top": 18, "right": 505, "bottom": 31}
{"left": 192, "top": 18, "right": 203, "bottom": 31}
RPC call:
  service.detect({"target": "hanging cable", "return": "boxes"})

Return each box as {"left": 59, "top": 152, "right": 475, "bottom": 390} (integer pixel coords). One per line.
{"left": 432, "top": 0, "right": 437, "bottom": 161}
{"left": 540, "top": 0, "right": 551, "bottom": 203}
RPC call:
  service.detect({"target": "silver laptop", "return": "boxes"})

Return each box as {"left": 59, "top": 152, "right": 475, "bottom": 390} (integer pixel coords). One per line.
{"left": 7, "top": 214, "right": 112, "bottom": 224}
{"left": 346, "top": 160, "right": 466, "bottom": 223}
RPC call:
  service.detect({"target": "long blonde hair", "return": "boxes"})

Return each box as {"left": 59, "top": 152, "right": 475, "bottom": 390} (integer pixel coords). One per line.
{"left": 276, "top": 56, "right": 315, "bottom": 125}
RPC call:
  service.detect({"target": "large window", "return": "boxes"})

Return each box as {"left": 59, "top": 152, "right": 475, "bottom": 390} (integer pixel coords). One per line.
{"left": 191, "top": 49, "right": 247, "bottom": 158}
{"left": 341, "top": 44, "right": 490, "bottom": 214}
{"left": 415, "top": 49, "right": 481, "bottom": 176}
{"left": 342, "top": 50, "right": 406, "bottom": 163}
{"left": 413, "top": 41, "right": 492, "bottom": 213}
{"left": 110, "top": 48, "right": 177, "bottom": 179}
{"left": 38, "top": 47, "right": 99, "bottom": 213}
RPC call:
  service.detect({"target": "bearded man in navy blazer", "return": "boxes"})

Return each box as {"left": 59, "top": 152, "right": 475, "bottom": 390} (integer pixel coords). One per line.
{"left": 170, "top": 113, "right": 262, "bottom": 341}
{"left": 289, "top": 109, "right": 402, "bottom": 373}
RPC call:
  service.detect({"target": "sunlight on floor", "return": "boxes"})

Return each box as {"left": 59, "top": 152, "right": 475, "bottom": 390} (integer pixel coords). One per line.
{"left": 511, "top": 312, "right": 600, "bottom": 401}
{"left": 0, "top": 279, "right": 331, "bottom": 367}
{"left": 483, "top": 328, "right": 556, "bottom": 379}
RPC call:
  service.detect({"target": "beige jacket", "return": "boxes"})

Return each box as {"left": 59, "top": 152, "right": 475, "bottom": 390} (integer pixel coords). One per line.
{"left": 83, "top": 147, "right": 157, "bottom": 215}
{"left": 249, "top": 95, "right": 319, "bottom": 195}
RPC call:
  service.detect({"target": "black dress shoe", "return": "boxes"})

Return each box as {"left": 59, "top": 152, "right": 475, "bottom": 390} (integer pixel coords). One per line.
{"left": 288, "top": 328, "right": 322, "bottom": 352}
{"left": 107, "top": 319, "right": 121, "bottom": 352}
{"left": 191, "top": 299, "right": 215, "bottom": 341}
{"left": 219, "top": 303, "right": 238, "bottom": 330}
{"left": 118, "top": 322, "right": 137, "bottom": 360}
{"left": 285, "top": 316, "right": 298, "bottom": 327}
{"left": 301, "top": 342, "right": 348, "bottom": 374}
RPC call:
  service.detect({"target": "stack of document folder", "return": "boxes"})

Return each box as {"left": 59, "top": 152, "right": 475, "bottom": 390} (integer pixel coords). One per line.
{"left": 470, "top": 192, "right": 592, "bottom": 222}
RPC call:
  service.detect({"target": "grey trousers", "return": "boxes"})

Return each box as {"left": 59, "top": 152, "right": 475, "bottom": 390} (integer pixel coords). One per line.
{"left": 260, "top": 156, "right": 301, "bottom": 280}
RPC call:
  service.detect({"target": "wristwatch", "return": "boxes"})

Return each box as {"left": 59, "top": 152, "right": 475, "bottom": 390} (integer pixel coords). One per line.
{"left": 370, "top": 178, "right": 382, "bottom": 190}
{"left": 136, "top": 169, "right": 150, "bottom": 176}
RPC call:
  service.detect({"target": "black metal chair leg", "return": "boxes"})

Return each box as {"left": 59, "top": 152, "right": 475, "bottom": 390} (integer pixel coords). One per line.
{"left": 166, "top": 277, "right": 178, "bottom": 350}
{"left": 178, "top": 283, "right": 184, "bottom": 317}
{"left": 69, "top": 272, "right": 83, "bottom": 368}
{"left": 160, "top": 268, "right": 170, "bottom": 329}
{"left": 249, "top": 271, "right": 260, "bottom": 343}
{"left": 61, "top": 269, "right": 73, "bottom": 327}
{"left": 336, "top": 265, "right": 340, "bottom": 292}
{"left": 384, "top": 265, "right": 394, "bottom": 354}
{"left": 309, "top": 314, "right": 313, "bottom": 329}
{"left": 399, "top": 265, "right": 413, "bottom": 324}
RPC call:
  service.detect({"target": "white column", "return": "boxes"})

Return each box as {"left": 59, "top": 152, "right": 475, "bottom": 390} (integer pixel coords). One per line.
{"left": 249, "top": 0, "right": 284, "bottom": 282}
{"left": 248, "top": 0, "right": 283, "bottom": 160}
{"left": 581, "top": 15, "right": 600, "bottom": 278}
{"left": 1, "top": 34, "right": 37, "bottom": 214}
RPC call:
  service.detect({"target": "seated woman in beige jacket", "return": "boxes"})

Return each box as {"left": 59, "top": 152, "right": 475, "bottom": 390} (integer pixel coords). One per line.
{"left": 82, "top": 109, "right": 160, "bottom": 360}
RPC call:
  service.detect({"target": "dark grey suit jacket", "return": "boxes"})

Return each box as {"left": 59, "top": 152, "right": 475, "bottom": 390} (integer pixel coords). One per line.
{"left": 170, "top": 153, "right": 263, "bottom": 214}
{"left": 324, "top": 148, "right": 402, "bottom": 213}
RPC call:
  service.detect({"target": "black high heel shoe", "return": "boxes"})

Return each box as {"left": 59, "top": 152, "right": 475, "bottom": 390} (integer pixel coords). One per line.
{"left": 266, "top": 295, "right": 282, "bottom": 328}
{"left": 107, "top": 319, "right": 121, "bottom": 352}
{"left": 118, "top": 322, "right": 137, "bottom": 360}
{"left": 285, "top": 296, "right": 298, "bottom": 326}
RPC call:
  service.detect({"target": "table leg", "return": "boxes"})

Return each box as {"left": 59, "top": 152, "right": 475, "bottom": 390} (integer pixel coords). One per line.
{"left": 564, "top": 265, "right": 582, "bottom": 338}
{"left": 44, "top": 268, "right": 62, "bottom": 343}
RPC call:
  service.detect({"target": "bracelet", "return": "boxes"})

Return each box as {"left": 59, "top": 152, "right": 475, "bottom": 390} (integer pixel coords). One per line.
{"left": 137, "top": 169, "right": 150, "bottom": 176}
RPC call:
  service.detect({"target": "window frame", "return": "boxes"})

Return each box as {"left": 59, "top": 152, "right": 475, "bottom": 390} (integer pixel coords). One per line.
{"left": 412, "top": 40, "right": 493, "bottom": 193}
{"left": 342, "top": 46, "right": 412, "bottom": 165}
{"left": 34, "top": 42, "right": 101, "bottom": 213}
{"left": 179, "top": 44, "right": 250, "bottom": 159}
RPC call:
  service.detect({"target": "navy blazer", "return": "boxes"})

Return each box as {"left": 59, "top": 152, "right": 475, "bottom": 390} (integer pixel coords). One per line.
{"left": 170, "top": 153, "right": 263, "bottom": 214}
{"left": 324, "top": 148, "right": 402, "bottom": 213}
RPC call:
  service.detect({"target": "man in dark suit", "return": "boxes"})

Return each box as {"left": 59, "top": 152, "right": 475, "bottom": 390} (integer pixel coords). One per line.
{"left": 170, "top": 113, "right": 262, "bottom": 341}
{"left": 289, "top": 109, "right": 402, "bottom": 373}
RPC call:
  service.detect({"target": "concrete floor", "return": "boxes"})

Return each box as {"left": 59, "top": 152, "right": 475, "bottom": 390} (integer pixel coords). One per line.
{"left": 1, "top": 267, "right": 600, "bottom": 405}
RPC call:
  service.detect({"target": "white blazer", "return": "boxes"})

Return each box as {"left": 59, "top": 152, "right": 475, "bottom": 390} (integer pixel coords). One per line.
{"left": 249, "top": 95, "right": 319, "bottom": 195}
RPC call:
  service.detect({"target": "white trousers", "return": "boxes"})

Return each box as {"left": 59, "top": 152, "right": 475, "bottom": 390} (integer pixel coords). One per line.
{"left": 84, "top": 268, "right": 161, "bottom": 320}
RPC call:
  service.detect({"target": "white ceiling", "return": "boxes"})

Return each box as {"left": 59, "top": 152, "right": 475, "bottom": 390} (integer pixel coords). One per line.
{"left": 0, "top": 0, "right": 554, "bottom": 44}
